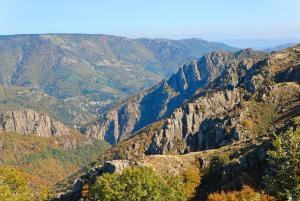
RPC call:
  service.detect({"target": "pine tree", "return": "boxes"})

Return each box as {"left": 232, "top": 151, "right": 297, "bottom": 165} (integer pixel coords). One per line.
{"left": 264, "top": 125, "right": 300, "bottom": 200}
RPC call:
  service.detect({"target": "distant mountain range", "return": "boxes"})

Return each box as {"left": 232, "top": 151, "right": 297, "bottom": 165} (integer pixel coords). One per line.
{"left": 264, "top": 42, "right": 296, "bottom": 52}
{"left": 221, "top": 38, "right": 300, "bottom": 50}
{"left": 0, "top": 34, "right": 237, "bottom": 126}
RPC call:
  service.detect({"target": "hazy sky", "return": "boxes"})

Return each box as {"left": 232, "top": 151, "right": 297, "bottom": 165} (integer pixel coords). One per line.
{"left": 1, "top": 0, "right": 299, "bottom": 47}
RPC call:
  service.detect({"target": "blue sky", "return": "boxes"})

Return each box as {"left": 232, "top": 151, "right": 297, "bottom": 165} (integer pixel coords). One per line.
{"left": 0, "top": 0, "right": 299, "bottom": 47}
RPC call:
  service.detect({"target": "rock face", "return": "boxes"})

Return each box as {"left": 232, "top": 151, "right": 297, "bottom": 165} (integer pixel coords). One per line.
{"left": 146, "top": 89, "right": 243, "bottom": 154}
{"left": 94, "top": 45, "right": 299, "bottom": 157}
{"left": 81, "top": 50, "right": 266, "bottom": 144}
{"left": 0, "top": 109, "right": 71, "bottom": 136}
{"left": 141, "top": 45, "right": 300, "bottom": 155}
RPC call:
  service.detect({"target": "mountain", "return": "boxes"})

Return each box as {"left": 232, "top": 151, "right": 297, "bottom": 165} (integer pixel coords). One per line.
{"left": 264, "top": 42, "right": 296, "bottom": 52}
{"left": 55, "top": 45, "right": 300, "bottom": 200}
{"left": 81, "top": 49, "right": 266, "bottom": 144}
{"left": 134, "top": 38, "right": 239, "bottom": 75}
{"left": 221, "top": 38, "right": 300, "bottom": 50}
{"left": 0, "top": 34, "right": 237, "bottom": 126}
{"left": 125, "top": 44, "right": 300, "bottom": 155}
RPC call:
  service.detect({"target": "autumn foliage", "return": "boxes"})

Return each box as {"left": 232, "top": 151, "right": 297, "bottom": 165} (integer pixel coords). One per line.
{"left": 208, "top": 186, "right": 275, "bottom": 201}
{"left": 0, "top": 166, "right": 50, "bottom": 201}
{"left": 182, "top": 166, "right": 201, "bottom": 199}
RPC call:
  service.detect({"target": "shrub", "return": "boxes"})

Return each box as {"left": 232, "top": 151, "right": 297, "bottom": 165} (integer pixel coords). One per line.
{"left": 199, "top": 104, "right": 206, "bottom": 115}
{"left": 208, "top": 185, "right": 275, "bottom": 201}
{"left": 211, "top": 153, "right": 230, "bottom": 168}
{"left": 81, "top": 184, "right": 89, "bottom": 198}
{"left": 242, "top": 119, "right": 254, "bottom": 129}
{"left": 112, "top": 152, "right": 126, "bottom": 160}
{"left": 85, "top": 167, "right": 185, "bottom": 201}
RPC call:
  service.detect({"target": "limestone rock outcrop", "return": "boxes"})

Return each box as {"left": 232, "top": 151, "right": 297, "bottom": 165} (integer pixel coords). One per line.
{"left": 0, "top": 109, "right": 71, "bottom": 136}
{"left": 81, "top": 50, "right": 266, "bottom": 144}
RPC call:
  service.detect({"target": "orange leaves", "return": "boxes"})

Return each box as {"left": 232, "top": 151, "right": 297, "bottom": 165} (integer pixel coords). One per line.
{"left": 208, "top": 186, "right": 276, "bottom": 201}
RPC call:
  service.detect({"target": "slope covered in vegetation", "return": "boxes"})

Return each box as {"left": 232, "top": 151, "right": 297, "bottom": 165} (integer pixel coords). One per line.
{"left": 0, "top": 132, "right": 110, "bottom": 188}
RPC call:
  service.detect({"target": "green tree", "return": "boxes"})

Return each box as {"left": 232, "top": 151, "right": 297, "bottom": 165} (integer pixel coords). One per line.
{"left": 264, "top": 125, "right": 300, "bottom": 200}
{"left": 85, "top": 167, "right": 185, "bottom": 201}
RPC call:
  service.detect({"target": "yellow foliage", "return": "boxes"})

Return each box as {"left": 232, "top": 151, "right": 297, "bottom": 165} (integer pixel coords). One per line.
{"left": 0, "top": 166, "right": 50, "bottom": 201}
{"left": 81, "top": 184, "right": 89, "bottom": 198}
{"left": 242, "top": 119, "right": 254, "bottom": 129}
{"left": 182, "top": 166, "right": 201, "bottom": 199}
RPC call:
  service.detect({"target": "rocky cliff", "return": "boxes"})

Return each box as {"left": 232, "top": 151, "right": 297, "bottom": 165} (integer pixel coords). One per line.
{"left": 53, "top": 45, "right": 300, "bottom": 201}
{"left": 85, "top": 45, "right": 299, "bottom": 158}
{"left": 0, "top": 109, "right": 71, "bottom": 136}
{"left": 143, "top": 45, "right": 300, "bottom": 155}
{"left": 81, "top": 49, "right": 266, "bottom": 144}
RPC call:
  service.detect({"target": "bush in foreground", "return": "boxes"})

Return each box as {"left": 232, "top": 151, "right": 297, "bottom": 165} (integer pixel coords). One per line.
{"left": 84, "top": 167, "right": 185, "bottom": 201}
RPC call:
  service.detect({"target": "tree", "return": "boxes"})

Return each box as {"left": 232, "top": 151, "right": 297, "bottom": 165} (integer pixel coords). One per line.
{"left": 85, "top": 167, "right": 185, "bottom": 201}
{"left": 0, "top": 166, "right": 50, "bottom": 201}
{"left": 264, "top": 125, "right": 300, "bottom": 200}
{"left": 182, "top": 166, "right": 201, "bottom": 199}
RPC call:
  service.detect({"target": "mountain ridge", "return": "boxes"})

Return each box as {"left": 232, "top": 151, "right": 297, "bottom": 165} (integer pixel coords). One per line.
{"left": 81, "top": 49, "right": 266, "bottom": 144}
{"left": 0, "top": 34, "right": 237, "bottom": 126}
